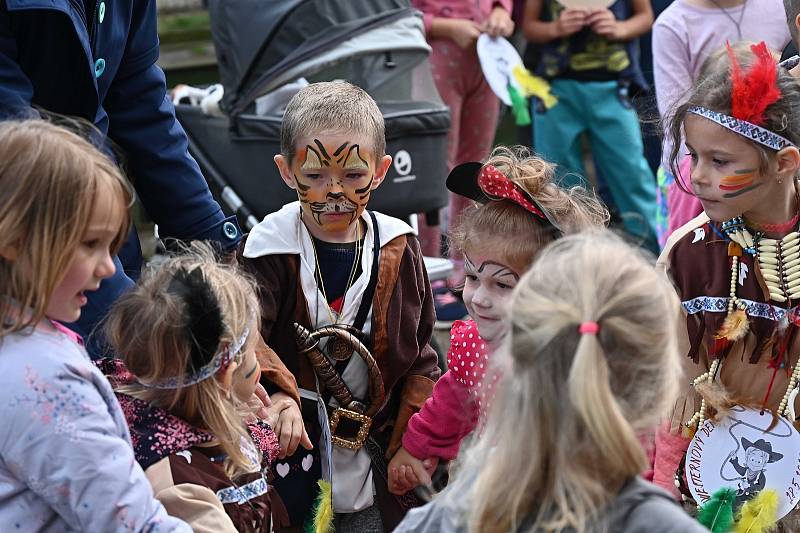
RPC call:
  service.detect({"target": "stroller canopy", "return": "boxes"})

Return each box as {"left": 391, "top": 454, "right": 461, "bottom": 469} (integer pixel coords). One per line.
{"left": 209, "top": 0, "right": 425, "bottom": 117}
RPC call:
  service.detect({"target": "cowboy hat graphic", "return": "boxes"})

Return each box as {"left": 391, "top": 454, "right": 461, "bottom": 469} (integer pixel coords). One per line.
{"left": 728, "top": 437, "right": 784, "bottom": 507}
{"left": 741, "top": 438, "right": 784, "bottom": 463}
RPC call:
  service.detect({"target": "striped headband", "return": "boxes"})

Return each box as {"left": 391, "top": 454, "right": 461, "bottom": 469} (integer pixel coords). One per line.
{"left": 687, "top": 106, "right": 794, "bottom": 151}
{"left": 137, "top": 323, "right": 251, "bottom": 389}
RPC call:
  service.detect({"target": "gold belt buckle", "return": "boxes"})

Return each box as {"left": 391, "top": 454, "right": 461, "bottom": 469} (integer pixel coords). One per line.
{"left": 329, "top": 407, "right": 372, "bottom": 450}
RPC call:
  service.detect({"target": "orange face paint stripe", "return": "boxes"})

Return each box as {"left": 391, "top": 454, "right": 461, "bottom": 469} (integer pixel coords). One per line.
{"left": 719, "top": 169, "right": 757, "bottom": 191}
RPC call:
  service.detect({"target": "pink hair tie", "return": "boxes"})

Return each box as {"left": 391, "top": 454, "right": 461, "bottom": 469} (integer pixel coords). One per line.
{"left": 579, "top": 322, "right": 600, "bottom": 335}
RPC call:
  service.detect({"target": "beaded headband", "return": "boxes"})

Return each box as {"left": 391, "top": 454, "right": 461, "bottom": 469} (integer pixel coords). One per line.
{"left": 137, "top": 324, "right": 251, "bottom": 389}
{"left": 134, "top": 265, "right": 253, "bottom": 390}
{"left": 687, "top": 106, "right": 794, "bottom": 151}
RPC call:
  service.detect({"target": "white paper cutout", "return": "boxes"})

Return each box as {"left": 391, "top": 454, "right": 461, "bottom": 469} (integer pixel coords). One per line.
{"left": 476, "top": 34, "right": 524, "bottom": 106}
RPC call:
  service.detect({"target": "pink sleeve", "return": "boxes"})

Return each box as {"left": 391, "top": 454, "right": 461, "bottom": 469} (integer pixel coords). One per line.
{"left": 652, "top": 15, "right": 692, "bottom": 169}
{"left": 638, "top": 430, "right": 656, "bottom": 482}
{"left": 667, "top": 157, "right": 703, "bottom": 236}
{"left": 410, "top": 0, "right": 436, "bottom": 35}
{"left": 402, "top": 370, "right": 477, "bottom": 461}
{"left": 422, "top": 12, "right": 435, "bottom": 34}
{"left": 402, "top": 320, "right": 485, "bottom": 461}
{"left": 652, "top": 421, "right": 691, "bottom": 499}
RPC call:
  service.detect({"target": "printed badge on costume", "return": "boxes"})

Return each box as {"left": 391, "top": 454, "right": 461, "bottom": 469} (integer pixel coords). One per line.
{"left": 685, "top": 406, "right": 800, "bottom": 519}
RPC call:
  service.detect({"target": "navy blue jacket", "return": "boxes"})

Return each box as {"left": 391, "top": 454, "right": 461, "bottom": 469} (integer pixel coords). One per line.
{"left": 0, "top": 0, "right": 241, "bottom": 353}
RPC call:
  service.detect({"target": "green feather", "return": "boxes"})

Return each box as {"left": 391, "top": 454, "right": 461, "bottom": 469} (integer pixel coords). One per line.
{"left": 304, "top": 480, "right": 333, "bottom": 533}
{"left": 508, "top": 83, "right": 531, "bottom": 127}
{"left": 697, "top": 487, "right": 736, "bottom": 532}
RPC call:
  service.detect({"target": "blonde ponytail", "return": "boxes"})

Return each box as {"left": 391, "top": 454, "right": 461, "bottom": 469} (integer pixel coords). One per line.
{"left": 569, "top": 333, "right": 647, "bottom": 478}
{"left": 437, "top": 230, "right": 682, "bottom": 533}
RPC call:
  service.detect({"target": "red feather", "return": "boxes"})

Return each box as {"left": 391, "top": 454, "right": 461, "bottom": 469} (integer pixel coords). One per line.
{"left": 729, "top": 41, "right": 781, "bottom": 126}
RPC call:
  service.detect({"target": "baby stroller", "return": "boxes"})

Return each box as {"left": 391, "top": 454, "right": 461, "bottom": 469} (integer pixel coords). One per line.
{"left": 174, "top": 0, "right": 451, "bottom": 233}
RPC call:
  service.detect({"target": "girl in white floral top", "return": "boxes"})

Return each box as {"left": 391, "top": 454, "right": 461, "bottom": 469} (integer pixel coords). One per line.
{"left": 0, "top": 120, "right": 189, "bottom": 532}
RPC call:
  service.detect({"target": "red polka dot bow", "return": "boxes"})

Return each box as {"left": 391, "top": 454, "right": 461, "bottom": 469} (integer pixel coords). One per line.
{"left": 477, "top": 164, "right": 547, "bottom": 220}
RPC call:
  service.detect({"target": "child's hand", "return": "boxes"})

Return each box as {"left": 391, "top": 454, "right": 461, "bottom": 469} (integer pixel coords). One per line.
{"left": 586, "top": 8, "right": 620, "bottom": 40}
{"left": 264, "top": 391, "right": 313, "bottom": 458}
{"left": 388, "top": 446, "right": 439, "bottom": 495}
{"left": 555, "top": 8, "right": 588, "bottom": 38}
{"left": 238, "top": 383, "right": 272, "bottom": 424}
{"left": 441, "top": 19, "right": 482, "bottom": 49}
{"left": 483, "top": 6, "right": 514, "bottom": 38}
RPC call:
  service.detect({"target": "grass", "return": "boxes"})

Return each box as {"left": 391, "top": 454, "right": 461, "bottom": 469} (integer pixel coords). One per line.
{"left": 158, "top": 11, "right": 211, "bottom": 45}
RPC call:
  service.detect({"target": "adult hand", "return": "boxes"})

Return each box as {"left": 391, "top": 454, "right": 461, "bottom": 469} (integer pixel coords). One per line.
{"left": 443, "top": 19, "right": 482, "bottom": 49}
{"left": 264, "top": 391, "right": 313, "bottom": 458}
{"left": 555, "top": 8, "right": 588, "bottom": 38}
{"left": 586, "top": 8, "right": 621, "bottom": 40}
{"left": 483, "top": 6, "right": 514, "bottom": 38}
{"left": 388, "top": 446, "right": 439, "bottom": 495}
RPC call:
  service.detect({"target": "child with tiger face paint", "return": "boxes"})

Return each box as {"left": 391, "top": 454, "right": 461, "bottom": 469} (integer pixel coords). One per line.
{"left": 240, "top": 82, "right": 441, "bottom": 532}
{"left": 275, "top": 131, "right": 392, "bottom": 243}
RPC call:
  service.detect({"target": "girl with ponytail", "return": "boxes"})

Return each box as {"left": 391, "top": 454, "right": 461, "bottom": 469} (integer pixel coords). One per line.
{"left": 387, "top": 146, "right": 607, "bottom": 495}
{"left": 395, "top": 230, "right": 705, "bottom": 532}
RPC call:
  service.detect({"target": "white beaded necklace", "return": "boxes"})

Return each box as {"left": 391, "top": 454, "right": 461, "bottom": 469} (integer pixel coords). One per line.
{"left": 686, "top": 356, "right": 800, "bottom": 432}
{"left": 724, "top": 220, "right": 800, "bottom": 303}
{"left": 685, "top": 216, "right": 800, "bottom": 432}
{"left": 758, "top": 232, "right": 800, "bottom": 303}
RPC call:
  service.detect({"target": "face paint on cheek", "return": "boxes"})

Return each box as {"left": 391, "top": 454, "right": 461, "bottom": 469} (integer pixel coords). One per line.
{"left": 295, "top": 140, "right": 376, "bottom": 231}
{"left": 293, "top": 147, "right": 314, "bottom": 203}
{"left": 719, "top": 168, "right": 761, "bottom": 198}
{"left": 344, "top": 145, "right": 374, "bottom": 222}
{"left": 244, "top": 363, "right": 259, "bottom": 384}
{"left": 295, "top": 142, "right": 337, "bottom": 226}
{"left": 333, "top": 144, "right": 372, "bottom": 225}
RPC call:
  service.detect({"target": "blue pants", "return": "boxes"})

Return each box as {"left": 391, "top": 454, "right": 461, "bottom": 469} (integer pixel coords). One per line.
{"left": 533, "top": 79, "right": 658, "bottom": 251}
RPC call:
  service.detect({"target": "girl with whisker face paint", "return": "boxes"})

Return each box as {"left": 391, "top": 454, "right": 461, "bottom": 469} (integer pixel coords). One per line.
{"left": 387, "top": 146, "right": 608, "bottom": 496}
{"left": 656, "top": 42, "right": 800, "bottom": 528}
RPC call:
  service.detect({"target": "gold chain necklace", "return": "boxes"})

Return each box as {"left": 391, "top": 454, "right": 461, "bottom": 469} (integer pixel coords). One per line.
{"left": 305, "top": 217, "right": 363, "bottom": 326}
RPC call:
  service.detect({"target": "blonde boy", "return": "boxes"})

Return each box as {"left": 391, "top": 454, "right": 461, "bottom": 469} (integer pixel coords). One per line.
{"left": 240, "top": 81, "right": 439, "bottom": 532}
